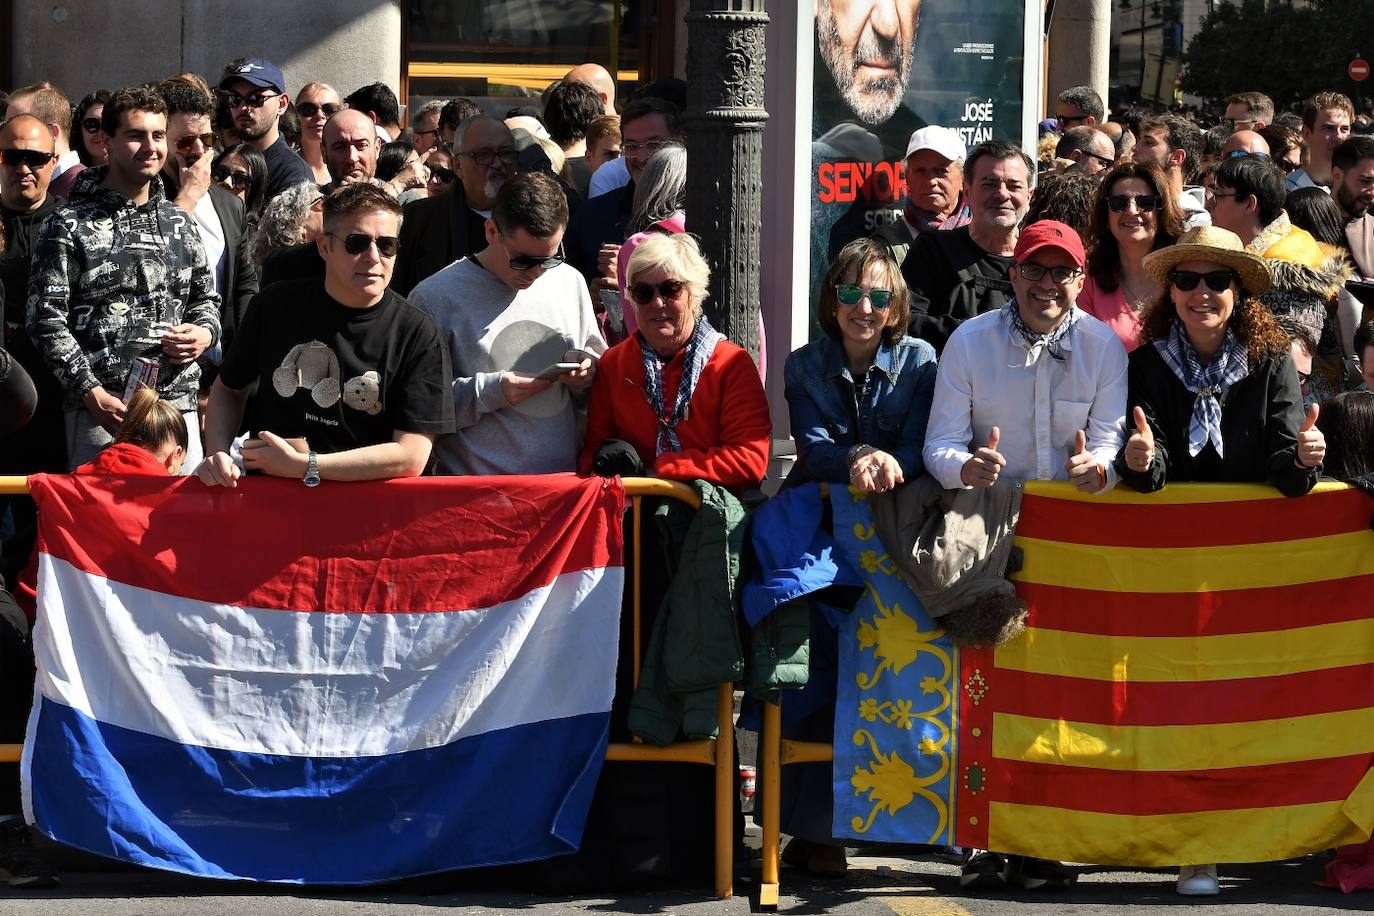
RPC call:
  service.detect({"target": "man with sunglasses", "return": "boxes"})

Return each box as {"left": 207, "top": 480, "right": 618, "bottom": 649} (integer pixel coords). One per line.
{"left": 1054, "top": 86, "right": 1104, "bottom": 130}
{"left": 924, "top": 222, "right": 1125, "bottom": 893}
{"left": 199, "top": 183, "right": 452, "bottom": 488}
{"left": 4, "top": 81, "right": 83, "bottom": 199}
{"left": 217, "top": 57, "right": 313, "bottom": 203}
{"left": 409, "top": 172, "right": 605, "bottom": 476}
{"left": 27, "top": 86, "right": 221, "bottom": 472}
{"left": 157, "top": 81, "right": 258, "bottom": 356}
{"left": 410, "top": 100, "right": 445, "bottom": 156}
{"left": 391, "top": 116, "right": 514, "bottom": 295}
{"left": 1054, "top": 126, "right": 1116, "bottom": 178}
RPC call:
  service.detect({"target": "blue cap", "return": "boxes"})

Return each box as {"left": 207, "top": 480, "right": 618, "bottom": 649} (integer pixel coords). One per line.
{"left": 219, "top": 58, "right": 286, "bottom": 94}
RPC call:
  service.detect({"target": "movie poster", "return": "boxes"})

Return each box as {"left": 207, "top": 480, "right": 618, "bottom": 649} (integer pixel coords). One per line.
{"left": 809, "top": 2, "right": 1033, "bottom": 322}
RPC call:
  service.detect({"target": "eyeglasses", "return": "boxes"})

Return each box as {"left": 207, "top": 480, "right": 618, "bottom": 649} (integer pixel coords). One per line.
{"left": 1058, "top": 113, "right": 1089, "bottom": 126}
{"left": 1276, "top": 157, "right": 1300, "bottom": 174}
{"left": 327, "top": 232, "right": 400, "bottom": 258}
{"left": 1225, "top": 150, "right": 1270, "bottom": 161}
{"left": 211, "top": 165, "right": 252, "bottom": 191}
{"left": 1015, "top": 262, "right": 1082, "bottom": 283}
{"left": 835, "top": 284, "right": 893, "bottom": 309}
{"left": 221, "top": 90, "right": 279, "bottom": 110}
{"left": 621, "top": 138, "right": 677, "bottom": 157}
{"left": 506, "top": 245, "right": 566, "bottom": 271}
{"left": 296, "top": 101, "right": 342, "bottom": 118}
{"left": 457, "top": 147, "right": 517, "bottom": 167}
{"left": 81, "top": 117, "right": 104, "bottom": 135}
{"left": 0, "top": 148, "right": 58, "bottom": 169}
{"left": 174, "top": 132, "right": 216, "bottom": 153}
{"left": 1169, "top": 269, "right": 1236, "bottom": 292}
{"left": 630, "top": 278, "right": 688, "bottom": 305}
{"left": 1205, "top": 189, "right": 1242, "bottom": 205}
{"left": 1227, "top": 118, "right": 1257, "bottom": 130}
{"left": 428, "top": 164, "right": 456, "bottom": 184}
{"left": 1107, "top": 193, "right": 1160, "bottom": 213}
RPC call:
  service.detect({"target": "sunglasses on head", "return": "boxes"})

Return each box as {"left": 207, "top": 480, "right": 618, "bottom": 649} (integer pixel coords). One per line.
{"left": 507, "top": 246, "right": 566, "bottom": 271}
{"left": 296, "top": 101, "right": 342, "bottom": 118}
{"left": 0, "top": 148, "right": 57, "bottom": 169}
{"left": 221, "top": 90, "right": 278, "bottom": 110}
{"left": 175, "top": 132, "right": 215, "bottom": 153}
{"left": 428, "top": 164, "right": 456, "bottom": 183}
{"left": 328, "top": 232, "right": 400, "bottom": 258}
{"left": 835, "top": 284, "right": 893, "bottom": 309}
{"left": 211, "top": 165, "right": 252, "bottom": 191}
{"left": 1107, "top": 193, "right": 1160, "bottom": 213}
{"left": 81, "top": 117, "right": 103, "bottom": 134}
{"left": 630, "top": 279, "right": 687, "bottom": 305}
{"left": 1170, "top": 269, "right": 1236, "bottom": 293}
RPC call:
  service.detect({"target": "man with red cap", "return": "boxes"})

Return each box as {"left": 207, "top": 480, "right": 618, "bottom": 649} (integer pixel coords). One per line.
{"left": 922, "top": 220, "right": 1126, "bottom": 890}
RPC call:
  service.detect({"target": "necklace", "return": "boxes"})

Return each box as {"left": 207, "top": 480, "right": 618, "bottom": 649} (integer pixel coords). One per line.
{"left": 1118, "top": 272, "right": 1160, "bottom": 315}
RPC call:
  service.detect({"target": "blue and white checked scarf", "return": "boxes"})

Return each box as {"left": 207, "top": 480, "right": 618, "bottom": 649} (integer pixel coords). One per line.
{"left": 638, "top": 317, "right": 724, "bottom": 456}
{"left": 1153, "top": 322, "right": 1249, "bottom": 458}
{"left": 1005, "top": 302, "right": 1079, "bottom": 366}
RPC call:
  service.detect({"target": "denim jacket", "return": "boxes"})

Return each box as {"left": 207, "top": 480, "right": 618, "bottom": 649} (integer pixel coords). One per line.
{"left": 784, "top": 334, "right": 937, "bottom": 484}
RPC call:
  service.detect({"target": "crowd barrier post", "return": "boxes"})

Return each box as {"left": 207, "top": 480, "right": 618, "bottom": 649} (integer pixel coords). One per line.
{"left": 0, "top": 474, "right": 736, "bottom": 899}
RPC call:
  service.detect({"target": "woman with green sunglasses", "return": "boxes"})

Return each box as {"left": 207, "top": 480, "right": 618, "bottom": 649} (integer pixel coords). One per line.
{"left": 784, "top": 236, "right": 937, "bottom": 496}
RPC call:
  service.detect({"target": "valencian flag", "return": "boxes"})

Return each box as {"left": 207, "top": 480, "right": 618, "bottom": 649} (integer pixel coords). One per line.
{"left": 835, "top": 481, "right": 1374, "bottom": 866}
{"left": 22, "top": 473, "right": 624, "bottom": 883}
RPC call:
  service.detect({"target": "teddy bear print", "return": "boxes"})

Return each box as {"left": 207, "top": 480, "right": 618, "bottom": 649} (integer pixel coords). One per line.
{"left": 272, "top": 341, "right": 341, "bottom": 407}
{"left": 342, "top": 371, "right": 382, "bottom": 416}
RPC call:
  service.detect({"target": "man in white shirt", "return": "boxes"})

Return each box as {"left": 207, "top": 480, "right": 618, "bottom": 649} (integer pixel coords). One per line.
{"left": 923, "top": 220, "right": 1126, "bottom": 889}
{"left": 925, "top": 219, "right": 1126, "bottom": 499}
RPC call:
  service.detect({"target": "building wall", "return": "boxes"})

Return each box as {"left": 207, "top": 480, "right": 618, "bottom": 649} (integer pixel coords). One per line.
{"left": 12, "top": 0, "right": 400, "bottom": 101}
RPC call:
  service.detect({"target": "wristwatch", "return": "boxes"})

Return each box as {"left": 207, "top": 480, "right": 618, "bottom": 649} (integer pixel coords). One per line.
{"left": 303, "top": 451, "right": 321, "bottom": 487}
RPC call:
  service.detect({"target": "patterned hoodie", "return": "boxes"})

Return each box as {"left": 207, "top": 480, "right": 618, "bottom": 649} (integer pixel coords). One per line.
{"left": 26, "top": 167, "right": 220, "bottom": 411}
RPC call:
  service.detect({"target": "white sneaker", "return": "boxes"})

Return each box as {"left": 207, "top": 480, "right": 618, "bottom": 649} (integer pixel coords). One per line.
{"left": 1177, "top": 864, "right": 1219, "bottom": 896}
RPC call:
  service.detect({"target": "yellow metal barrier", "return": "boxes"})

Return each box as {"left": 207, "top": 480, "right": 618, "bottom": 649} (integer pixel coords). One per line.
{"left": 0, "top": 474, "right": 735, "bottom": 898}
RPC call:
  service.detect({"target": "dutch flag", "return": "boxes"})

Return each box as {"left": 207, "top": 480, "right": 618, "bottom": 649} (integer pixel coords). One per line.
{"left": 21, "top": 472, "right": 625, "bottom": 884}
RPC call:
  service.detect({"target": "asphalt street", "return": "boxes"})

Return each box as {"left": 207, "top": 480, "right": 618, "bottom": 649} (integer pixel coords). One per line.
{"left": 3, "top": 841, "right": 1373, "bottom": 915}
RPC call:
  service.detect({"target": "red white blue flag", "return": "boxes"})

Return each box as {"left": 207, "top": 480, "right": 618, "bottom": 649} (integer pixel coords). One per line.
{"left": 22, "top": 473, "right": 624, "bottom": 884}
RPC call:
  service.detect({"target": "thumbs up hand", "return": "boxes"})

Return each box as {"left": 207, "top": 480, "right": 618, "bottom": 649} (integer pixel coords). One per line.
{"left": 960, "top": 426, "right": 1007, "bottom": 488}
{"left": 1065, "top": 428, "right": 1106, "bottom": 492}
{"left": 1124, "top": 406, "right": 1155, "bottom": 473}
{"left": 1296, "top": 403, "right": 1325, "bottom": 469}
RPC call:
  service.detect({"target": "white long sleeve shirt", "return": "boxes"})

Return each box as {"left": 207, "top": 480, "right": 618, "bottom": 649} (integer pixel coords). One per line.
{"left": 923, "top": 305, "right": 1128, "bottom": 493}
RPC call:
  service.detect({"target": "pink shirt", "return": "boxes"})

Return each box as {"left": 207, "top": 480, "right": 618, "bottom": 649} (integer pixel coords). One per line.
{"left": 1078, "top": 275, "right": 1144, "bottom": 352}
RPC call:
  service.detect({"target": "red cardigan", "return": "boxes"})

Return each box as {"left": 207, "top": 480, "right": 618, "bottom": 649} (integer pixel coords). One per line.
{"left": 578, "top": 335, "right": 771, "bottom": 488}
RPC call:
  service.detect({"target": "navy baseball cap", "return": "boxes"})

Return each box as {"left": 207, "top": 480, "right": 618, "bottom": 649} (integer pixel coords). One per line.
{"left": 219, "top": 58, "right": 286, "bottom": 94}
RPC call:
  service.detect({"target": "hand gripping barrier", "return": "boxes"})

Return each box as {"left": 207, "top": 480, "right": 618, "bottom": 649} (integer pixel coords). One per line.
{"left": 0, "top": 474, "right": 735, "bottom": 898}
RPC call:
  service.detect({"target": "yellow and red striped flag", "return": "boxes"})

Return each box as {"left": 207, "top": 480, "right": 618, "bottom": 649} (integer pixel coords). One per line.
{"left": 955, "top": 481, "right": 1374, "bottom": 866}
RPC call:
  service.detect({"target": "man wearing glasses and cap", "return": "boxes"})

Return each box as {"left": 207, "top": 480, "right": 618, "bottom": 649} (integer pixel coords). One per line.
{"left": 874, "top": 125, "right": 970, "bottom": 265}
{"left": 408, "top": 172, "right": 606, "bottom": 476}
{"left": 198, "top": 182, "right": 453, "bottom": 488}
{"left": 217, "top": 57, "right": 314, "bottom": 202}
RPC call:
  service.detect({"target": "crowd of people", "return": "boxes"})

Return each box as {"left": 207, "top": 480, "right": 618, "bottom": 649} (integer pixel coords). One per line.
{"left": 0, "top": 58, "right": 1372, "bottom": 895}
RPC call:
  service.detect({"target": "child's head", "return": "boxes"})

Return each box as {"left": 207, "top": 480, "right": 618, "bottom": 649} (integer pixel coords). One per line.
{"left": 114, "top": 387, "right": 189, "bottom": 475}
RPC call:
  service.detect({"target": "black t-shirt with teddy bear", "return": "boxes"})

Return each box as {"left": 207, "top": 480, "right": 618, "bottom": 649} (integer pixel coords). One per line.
{"left": 221, "top": 279, "right": 453, "bottom": 454}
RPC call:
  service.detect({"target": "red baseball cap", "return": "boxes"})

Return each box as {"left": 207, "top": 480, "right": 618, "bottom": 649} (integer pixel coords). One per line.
{"left": 1013, "top": 220, "right": 1086, "bottom": 268}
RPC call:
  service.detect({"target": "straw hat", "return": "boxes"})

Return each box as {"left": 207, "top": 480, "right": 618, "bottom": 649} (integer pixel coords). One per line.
{"left": 1141, "top": 226, "right": 1272, "bottom": 296}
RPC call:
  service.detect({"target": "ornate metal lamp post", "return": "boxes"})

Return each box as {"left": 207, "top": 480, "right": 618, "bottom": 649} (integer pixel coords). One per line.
{"left": 684, "top": 0, "right": 769, "bottom": 361}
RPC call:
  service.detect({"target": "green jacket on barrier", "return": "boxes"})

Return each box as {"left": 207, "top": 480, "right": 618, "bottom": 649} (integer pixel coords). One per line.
{"left": 628, "top": 480, "right": 810, "bottom": 747}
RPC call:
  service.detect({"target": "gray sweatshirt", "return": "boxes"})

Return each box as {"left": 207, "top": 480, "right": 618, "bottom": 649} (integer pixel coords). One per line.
{"left": 408, "top": 256, "right": 606, "bottom": 475}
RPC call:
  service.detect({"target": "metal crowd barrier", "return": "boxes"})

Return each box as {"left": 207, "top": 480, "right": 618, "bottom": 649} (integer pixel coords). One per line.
{"left": 0, "top": 474, "right": 735, "bottom": 899}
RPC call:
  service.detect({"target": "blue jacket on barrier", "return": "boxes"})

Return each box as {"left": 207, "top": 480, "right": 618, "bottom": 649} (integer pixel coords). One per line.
{"left": 783, "top": 334, "right": 937, "bottom": 486}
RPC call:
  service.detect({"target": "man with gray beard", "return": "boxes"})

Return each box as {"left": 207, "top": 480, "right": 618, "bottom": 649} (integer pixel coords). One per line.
{"left": 391, "top": 115, "right": 515, "bottom": 295}
{"left": 816, "top": 0, "right": 922, "bottom": 127}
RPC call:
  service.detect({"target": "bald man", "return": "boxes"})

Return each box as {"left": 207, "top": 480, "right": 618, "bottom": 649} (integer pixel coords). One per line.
{"left": 564, "top": 63, "right": 616, "bottom": 116}
{"left": 0, "top": 114, "right": 68, "bottom": 488}
{"left": 1221, "top": 129, "right": 1270, "bottom": 158}
{"left": 323, "top": 108, "right": 380, "bottom": 189}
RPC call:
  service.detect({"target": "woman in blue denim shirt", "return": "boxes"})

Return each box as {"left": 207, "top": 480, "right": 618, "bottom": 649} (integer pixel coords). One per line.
{"left": 785, "top": 237, "right": 938, "bottom": 491}
{"left": 771, "top": 238, "right": 937, "bottom": 877}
